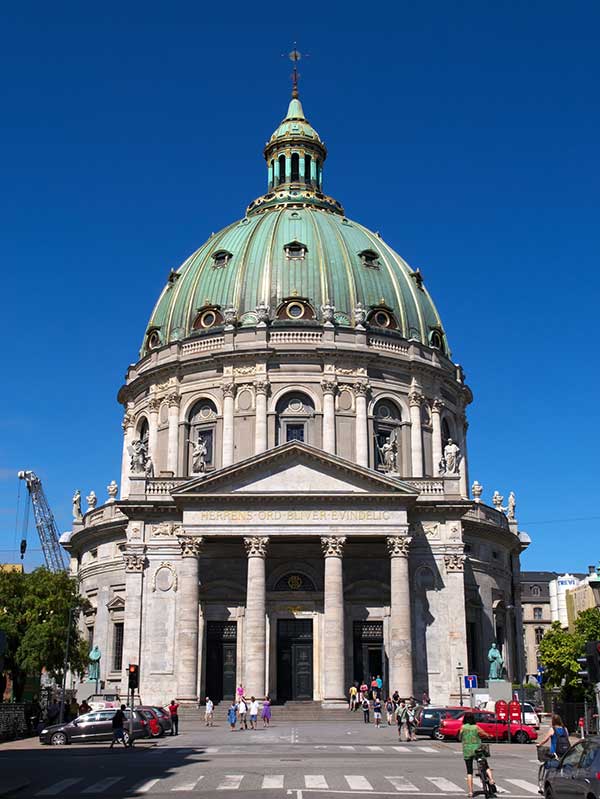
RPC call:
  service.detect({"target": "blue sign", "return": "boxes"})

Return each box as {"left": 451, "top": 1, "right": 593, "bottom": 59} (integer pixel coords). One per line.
{"left": 537, "top": 666, "right": 544, "bottom": 685}
{"left": 464, "top": 674, "right": 478, "bottom": 689}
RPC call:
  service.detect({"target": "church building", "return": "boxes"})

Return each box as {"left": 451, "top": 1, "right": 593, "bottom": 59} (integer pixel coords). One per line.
{"left": 63, "top": 83, "right": 529, "bottom": 706}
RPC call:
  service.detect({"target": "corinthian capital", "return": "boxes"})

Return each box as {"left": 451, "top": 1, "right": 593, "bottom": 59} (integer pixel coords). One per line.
{"left": 122, "top": 412, "right": 135, "bottom": 432}
{"left": 178, "top": 536, "right": 203, "bottom": 558}
{"left": 121, "top": 545, "right": 147, "bottom": 573}
{"left": 431, "top": 397, "right": 444, "bottom": 414}
{"left": 244, "top": 536, "right": 269, "bottom": 558}
{"left": 148, "top": 397, "right": 161, "bottom": 413}
{"left": 253, "top": 380, "right": 271, "bottom": 397}
{"left": 321, "top": 379, "right": 338, "bottom": 396}
{"left": 321, "top": 536, "right": 346, "bottom": 557}
{"left": 222, "top": 382, "right": 237, "bottom": 399}
{"left": 167, "top": 391, "right": 181, "bottom": 408}
{"left": 444, "top": 553, "right": 465, "bottom": 572}
{"left": 386, "top": 536, "right": 412, "bottom": 558}
{"left": 352, "top": 381, "right": 371, "bottom": 398}
{"left": 408, "top": 391, "right": 424, "bottom": 407}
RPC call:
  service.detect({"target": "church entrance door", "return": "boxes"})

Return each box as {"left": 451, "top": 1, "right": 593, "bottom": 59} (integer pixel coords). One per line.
{"left": 205, "top": 621, "right": 237, "bottom": 702}
{"left": 353, "top": 621, "right": 387, "bottom": 694}
{"left": 277, "top": 619, "right": 313, "bottom": 701}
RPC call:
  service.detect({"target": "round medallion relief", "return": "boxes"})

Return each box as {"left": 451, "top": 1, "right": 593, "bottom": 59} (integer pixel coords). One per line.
{"left": 338, "top": 389, "right": 353, "bottom": 411}
{"left": 287, "top": 398, "right": 304, "bottom": 413}
{"left": 155, "top": 566, "right": 174, "bottom": 592}
{"left": 238, "top": 389, "right": 253, "bottom": 412}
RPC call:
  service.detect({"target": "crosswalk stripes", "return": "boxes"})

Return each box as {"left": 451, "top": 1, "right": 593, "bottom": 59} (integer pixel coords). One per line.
{"left": 426, "top": 777, "right": 464, "bottom": 793}
{"left": 36, "top": 780, "right": 83, "bottom": 796}
{"left": 345, "top": 775, "right": 373, "bottom": 791}
{"left": 261, "top": 775, "right": 284, "bottom": 789}
{"left": 305, "top": 775, "right": 329, "bottom": 789}
{"left": 133, "top": 779, "right": 161, "bottom": 794}
{"left": 418, "top": 746, "right": 438, "bottom": 753}
{"left": 217, "top": 775, "right": 244, "bottom": 790}
{"left": 385, "top": 775, "right": 419, "bottom": 792}
{"left": 340, "top": 745, "right": 356, "bottom": 751}
{"left": 505, "top": 779, "right": 540, "bottom": 794}
{"left": 82, "top": 777, "right": 123, "bottom": 794}
{"left": 367, "top": 745, "right": 384, "bottom": 751}
{"left": 172, "top": 776, "right": 205, "bottom": 791}
{"left": 393, "top": 746, "right": 410, "bottom": 753}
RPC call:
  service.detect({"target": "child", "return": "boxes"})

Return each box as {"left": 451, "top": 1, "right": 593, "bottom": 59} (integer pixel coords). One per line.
{"left": 373, "top": 697, "right": 382, "bottom": 727}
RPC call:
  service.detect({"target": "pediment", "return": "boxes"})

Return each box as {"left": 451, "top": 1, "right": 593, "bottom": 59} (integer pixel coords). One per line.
{"left": 106, "top": 596, "right": 125, "bottom": 611}
{"left": 172, "top": 442, "right": 418, "bottom": 499}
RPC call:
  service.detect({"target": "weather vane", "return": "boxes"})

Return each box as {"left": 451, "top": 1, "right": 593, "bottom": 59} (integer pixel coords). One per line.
{"left": 283, "top": 43, "right": 308, "bottom": 98}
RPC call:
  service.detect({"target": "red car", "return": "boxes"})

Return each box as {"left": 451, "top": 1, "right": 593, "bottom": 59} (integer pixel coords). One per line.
{"left": 439, "top": 710, "right": 538, "bottom": 744}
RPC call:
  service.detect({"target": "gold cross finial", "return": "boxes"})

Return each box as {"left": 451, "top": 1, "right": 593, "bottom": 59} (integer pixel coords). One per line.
{"left": 285, "top": 43, "right": 307, "bottom": 99}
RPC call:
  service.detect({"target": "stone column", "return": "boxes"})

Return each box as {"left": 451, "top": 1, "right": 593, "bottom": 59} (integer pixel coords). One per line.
{"left": 176, "top": 536, "right": 203, "bottom": 701}
{"left": 167, "top": 392, "right": 181, "bottom": 475}
{"left": 443, "top": 552, "right": 469, "bottom": 692}
{"left": 321, "top": 536, "right": 346, "bottom": 703}
{"left": 321, "top": 380, "right": 337, "bottom": 454}
{"left": 244, "top": 536, "right": 269, "bottom": 697}
{"left": 408, "top": 391, "right": 424, "bottom": 478}
{"left": 222, "top": 383, "right": 237, "bottom": 467}
{"left": 431, "top": 398, "right": 444, "bottom": 476}
{"left": 458, "top": 414, "right": 469, "bottom": 498}
{"left": 120, "top": 545, "right": 147, "bottom": 690}
{"left": 120, "top": 408, "right": 135, "bottom": 498}
{"left": 254, "top": 380, "right": 270, "bottom": 454}
{"left": 353, "top": 381, "right": 370, "bottom": 467}
{"left": 147, "top": 396, "right": 161, "bottom": 474}
{"left": 387, "top": 536, "right": 413, "bottom": 697}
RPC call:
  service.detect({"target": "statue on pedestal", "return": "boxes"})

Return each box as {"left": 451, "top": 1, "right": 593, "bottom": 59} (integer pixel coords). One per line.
{"left": 443, "top": 439, "right": 461, "bottom": 474}
{"left": 72, "top": 490, "right": 83, "bottom": 522}
{"left": 188, "top": 436, "right": 208, "bottom": 474}
{"left": 378, "top": 431, "right": 399, "bottom": 474}
{"left": 88, "top": 645, "right": 101, "bottom": 683}
{"left": 488, "top": 642, "right": 505, "bottom": 680}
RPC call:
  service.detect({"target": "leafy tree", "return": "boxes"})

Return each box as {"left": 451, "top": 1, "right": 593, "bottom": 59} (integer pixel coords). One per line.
{"left": 0, "top": 568, "right": 89, "bottom": 701}
{"left": 538, "top": 608, "right": 600, "bottom": 700}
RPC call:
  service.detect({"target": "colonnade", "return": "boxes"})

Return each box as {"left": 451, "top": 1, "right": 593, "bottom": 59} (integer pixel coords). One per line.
{"left": 171, "top": 534, "right": 414, "bottom": 702}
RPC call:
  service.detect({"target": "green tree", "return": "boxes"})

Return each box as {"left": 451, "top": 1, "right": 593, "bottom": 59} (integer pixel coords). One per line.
{"left": 0, "top": 568, "right": 89, "bottom": 701}
{"left": 538, "top": 608, "right": 600, "bottom": 700}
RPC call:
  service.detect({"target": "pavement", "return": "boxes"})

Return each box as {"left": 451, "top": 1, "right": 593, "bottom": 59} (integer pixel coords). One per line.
{"left": 0, "top": 718, "right": 543, "bottom": 799}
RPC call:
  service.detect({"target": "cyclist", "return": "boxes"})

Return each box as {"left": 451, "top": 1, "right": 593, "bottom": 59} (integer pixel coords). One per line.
{"left": 459, "top": 712, "right": 498, "bottom": 797}
{"left": 536, "top": 714, "right": 569, "bottom": 792}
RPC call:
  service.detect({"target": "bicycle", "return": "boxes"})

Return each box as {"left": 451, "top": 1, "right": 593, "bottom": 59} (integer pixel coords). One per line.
{"left": 475, "top": 745, "right": 497, "bottom": 798}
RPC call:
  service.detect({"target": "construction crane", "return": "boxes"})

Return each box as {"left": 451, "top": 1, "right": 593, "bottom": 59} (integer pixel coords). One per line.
{"left": 17, "top": 470, "right": 68, "bottom": 572}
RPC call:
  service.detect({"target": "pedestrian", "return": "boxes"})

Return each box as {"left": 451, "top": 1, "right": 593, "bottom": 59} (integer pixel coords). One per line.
{"left": 395, "top": 700, "right": 407, "bottom": 741}
{"left": 362, "top": 696, "right": 370, "bottom": 723}
{"left": 68, "top": 697, "right": 79, "bottom": 721}
{"left": 373, "top": 696, "right": 382, "bottom": 728}
{"left": 359, "top": 681, "right": 368, "bottom": 704}
{"left": 348, "top": 684, "right": 358, "bottom": 711}
{"left": 459, "top": 712, "right": 497, "bottom": 797}
{"left": 109, "top": 704, "right": 128, "bottom": 749}
{"left": 249, "top": 696, "right": 260, "bottom": 730}
{"left": 238, "top": 697, "right": 248, "bottom": 730}
{"left": 262, "top": 696, "right": 272, "bottom": 728}
{"left": 227, "top": 700, "right": 238, "bottom": 731}
{"left": 392, "top": 690, "right": 400, "bottom": 709}
{"left": 169, "top": 700, "right": 180, "bottom": 736}
{"left": 537, "top": 714, "right": 570, "bottom": 790}
{"left": 406, "top": 701, "right": 417, "bottom": 741}
{"left": 376, "top": 675, "right": 383, "bottom": 694}
{"left": 370, "top": 676, "right": 379, "bottom": 699}
{"left": 205, "top": 697, "right": 214, "bottom": 727}
{"left": 385, "top": 697, "right": 394, "bottom": 727}
{"left": 79, "top": 699, "right": 91, "bottom": 716}
{"left": 236, "top": 683, "right": 245, "bottom": 701}
{"left": 422, "top": 690, "right": 430, "bottom": 706}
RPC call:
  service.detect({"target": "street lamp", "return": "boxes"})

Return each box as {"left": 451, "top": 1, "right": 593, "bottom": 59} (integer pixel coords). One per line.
{"left": 457, "top": 661, "right": 464, "bottom": 706}
{"left": 58, "top": 608, "right": 78, "bottom": 725}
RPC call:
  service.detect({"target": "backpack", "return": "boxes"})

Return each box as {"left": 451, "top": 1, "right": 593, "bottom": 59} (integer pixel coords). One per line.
{"left": 555, "top": 727, "right": 569, "bottom": 756}
{"left": 362, "top": 699, "right": 369, "bottom": 710}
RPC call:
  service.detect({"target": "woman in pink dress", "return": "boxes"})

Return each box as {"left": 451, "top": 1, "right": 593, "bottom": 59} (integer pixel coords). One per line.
{"left": 236, "top": 684, "right": 245, "bottom": 700}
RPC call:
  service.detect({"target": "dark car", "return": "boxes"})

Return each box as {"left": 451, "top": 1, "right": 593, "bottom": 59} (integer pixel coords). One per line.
{"left": 137, "top": 706, "right": 172, "bottom": 737}
{"left": 39, "top": 708, "right": 149, "bottom": 746}
{"left": 543, "top": 737, "right": 600, "bottom": 799}
{"left": 416, "top": 706, "right": 472, "bottom": 739}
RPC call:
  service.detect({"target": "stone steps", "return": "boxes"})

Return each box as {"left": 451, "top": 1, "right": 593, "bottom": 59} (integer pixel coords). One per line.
{"left": 177, "top": 700, "right": 357, "bottom": 722}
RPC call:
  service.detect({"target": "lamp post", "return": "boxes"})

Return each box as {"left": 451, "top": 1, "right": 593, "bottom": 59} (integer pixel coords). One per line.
{"left": 457, "top": 661, "right": 464, "bottom": 706}
{"left": 58, "top": 608, "right": 78, "bottom": 725}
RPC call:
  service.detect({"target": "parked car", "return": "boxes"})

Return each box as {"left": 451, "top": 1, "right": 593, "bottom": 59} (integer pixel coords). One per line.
{"left": 439, "top": 710, "right": 538, "bottom": 743}
{"left": 542, "top": 737, "right": 600, "bottom": 799}
{"left": 39, "top": 708, "right": 149, "bottom": 746}
{"left": 482, "top": 700, "right": 541, "bottom": 729}
{"left": 137, "top": 706, "right": 172, "bottom": 737}
{"left": 86, "top": 693, "right": 122, "bottom": 711}
{"left": 416, "top": 706, "right": 472, "bottom": 739}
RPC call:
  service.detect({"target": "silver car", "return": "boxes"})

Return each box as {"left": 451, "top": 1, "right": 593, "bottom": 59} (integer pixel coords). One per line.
{"left": 543, "top": 737, "right": 600, "bottom": 799}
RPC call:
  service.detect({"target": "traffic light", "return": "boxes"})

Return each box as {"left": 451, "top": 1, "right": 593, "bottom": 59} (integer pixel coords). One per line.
{"left": 577, "top": 641, "right": 600, "bottom": 684}
{"left": 128, "top": 663, "right": 139, "bottom": 691}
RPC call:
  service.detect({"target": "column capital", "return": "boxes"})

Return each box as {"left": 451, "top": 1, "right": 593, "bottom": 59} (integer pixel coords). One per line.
{"left": 444, "top": 553, "right": 465, "bottom": 572}
{"left": 244, "top": 536, "right": 269, "bottom": 558}
{"left": 386, "top": 536, "right": 412, "bottom": 558}
{"left": 222, "top": 382, "right": 237, "bottom": 399}
{"left": 352, "top": 380, "right": 371, "bottom": 398}
{"left": 408, "top": 391, "right": 424, "bottom": 407}
{"left": 178, "top": 536, "right": 204, "bottom": 558}
{"left": 321, "top": 379, "right": 338, "bottom": 396}
{"left": 253, "top": 379, "right": 271, "bottom": 396}
{"left": 431, "top": 397, "right": 444, "bottom": 414}
{"left": 122, "top": 411, "right": 135, "bottom": 432}
{"left": 148, "top": 397, "right": 161, "bottom": 413}
{"left": 120, "top": 545, "right": 147, "bottom": 573}
{"left": 321, "top": 536, "right": 346, "bottom": 557}
{"left": 167, "top": 391, "right": 181, "bottom": 408}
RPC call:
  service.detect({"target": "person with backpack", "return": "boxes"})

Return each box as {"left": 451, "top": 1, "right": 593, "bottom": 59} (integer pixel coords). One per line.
{"left": 361, "top": 696, "right": 370, "bottom": 723}
{"left": 405, "top": 701, "right": 417, "bottom": 741}
{"left": 537, "top": 715, "right": 570, "bottom": 791}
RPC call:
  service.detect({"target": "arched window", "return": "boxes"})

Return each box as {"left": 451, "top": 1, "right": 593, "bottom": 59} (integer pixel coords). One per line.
{"left": 276, "top": 392, "right": 315, "bottom": 445}
{"left": 291, "top": 153, "right": 300, "bottom": 182}
{"left": 186, "top": 399, "right": 218, "bottom": 475}
{"left": 535, "top": 627, "right": 544, "bottom": 646}
{"left": 441, "top": 417, "right": 453, "bottom": 447}
{"left": 278, "top": 155, "right": 286, "bottom": 185}
{"left": 304, "top": 154, "right": 312, "bottom": 184}
{"left": 373, "top": 399, "right": 402, "bottom": 471}
{"left": 137, "top": 418, "right": 149, "bottom": 444}
{"left": 531, "top": 585, "right": 541, "bottom": 597}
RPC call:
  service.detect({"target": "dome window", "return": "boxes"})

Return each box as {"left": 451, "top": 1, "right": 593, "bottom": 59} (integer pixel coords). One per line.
{"left": 276, "top": 297, "right": 315, "bottom": 321}
{"left": 429, "top": 329, "right": 445, "bottom": 351}
{"left": 192, "top": 307, "right": 224, "bottom": 330}
{"left": 284, "top": 241, "right": 307, "bottom": 260}
{"left": 211, "top": 250, "right": 232, "bottom": 269}
{"left": 359, "top": 249, "right": 380, "bottom": 269}
{"left": 147, "top": 330, "right": 161, "bottom": 350}
{"left": 367, "top": 307, "right": 397, "bottom": 330}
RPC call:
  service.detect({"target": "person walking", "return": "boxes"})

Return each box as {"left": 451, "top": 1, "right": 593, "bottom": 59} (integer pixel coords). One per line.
{"left": 79, "top": 699, "right": 91, "bottom": 716}
{"left": 362, "top": 695, "right": 370, "bottom": 723}
{"left": 236, "top": 684, "right": 245, "bottom": 701}
{"left": 395, "top": 700, "right": 407, "bottom": 741}
{"left": 227, "top": 700, "right": 238, "bottom": 731}
{"left": 238, "top": 697, "right": 248, "bottom": 730}
{"left": 169, "top": 700, "right": 180, "bottom": 736}
{"left": 359, "top": 681, "right": 368, "bottom": 704}
{"left": 392, "top": 690, "right": 400, "bottom": 709}
{"left": 406, "top": 701, "right": 417, "bottom": 741}
{"left": 373, "top": 697, "right": 382, "bottom": 728}
{"left": 459, "top": 712, "right": 497, "bottom": 798}
{"left": 262, "top": 696, "right": 272, "bottom": 728}
{"left": 385, "top": 697, "right": 394, "bottom": 727}
{"left": 370, "top": 676, "right": 379, "bottom": 699}
{"left": 249, "top": 696, "right": 260, "bottom": 730}
{"left": 349, "top": 684, "right": 358, "bottom": 711}
{"left": 205, "top": 697, "right": 214, "bottom": 727}
{"left": 376, "top": 675, "right": 383, "bottom": 695}
{"left": 109, "top": 704, "right": 128, "bottom": 749}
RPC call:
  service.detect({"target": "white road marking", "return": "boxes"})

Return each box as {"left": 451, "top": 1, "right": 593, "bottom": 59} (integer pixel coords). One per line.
{"left": 385, "top": 776, "right": 418, "bottom": 792}
{"left": 505, "top": 780, "right": 540, "bottom": 794}
{"left": 393, "top": 746, "right": 410, "bottom": 753}
{"left": 36, "top": 780, "right": 83, "bottom": 796}
{"left": 345, "top": 775, "right": 373, "bottom": 791}
{"left": 172, "top": 776, "right": 205, "bottom": 791}
{"left": 205, "top": 746, "right": 220, "bottom": 753}
{"left": 367, "top": 745, "right": 384, "bottom": 752}
{"left": 305, "top": 775, "right": 329, "bottom": 789}
{"left": 426, "top": 777, "right": 464, "bottom": 792}
{"left": 262, "top": 775, "right": 285, "bottom": 789}
{"left": 133, "top": 779, "right": 161, "bottom": 794}
{"left": 419, "top": 746, "right": 438, "bottom": 753}
{"left": 82, "top": 777, "right": 123, "bottom": 793}
{"left": 340, "top": 745, "right": 356, "bottom": 751}
{"left": 494, "top": 786, "right": 511, "bottom": 794}
{"left": 217, "top": 775, "right": 244, "bottom": 790}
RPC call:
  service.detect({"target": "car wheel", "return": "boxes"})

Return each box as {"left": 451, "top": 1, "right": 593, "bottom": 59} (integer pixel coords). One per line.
{"left": 123, "top": 731, "right": 131, "bottom": 746}
{"left": 158, "top": 726, "right": 165, "bottom": 738}
{"left": 544, "top": 785, "right": 553, "bottom": 799}
{"left": 50, "top": 731, "right": 68, "bottom": 746}
{"left": 514, "top": 730, "right": 528, "bottom": 744}
{"left": 433, "top": 728, "right": 444, "bottom": 741}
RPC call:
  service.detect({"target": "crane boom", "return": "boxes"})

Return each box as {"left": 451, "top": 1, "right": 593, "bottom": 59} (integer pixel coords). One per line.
{"left": 18, "top": 470, "right": 68, "bottom": 572}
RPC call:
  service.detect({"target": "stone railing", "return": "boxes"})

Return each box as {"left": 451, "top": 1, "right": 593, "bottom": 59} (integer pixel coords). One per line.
{"left": 464, "top": 503, "right": 510, "bottom": 531}
{"left": 84, "top": 503, "right": 127, "bottom": 528}
{"left": 181, "top": 337, "right": 224, "bottom": 356}
{"left": 405, "top": 478, "right": 445, "bottom": 495}
{"left": 368, "top": 336, "right": 410, "bottom": 354}
{"left": 145, "top": 477, "right": 188, "bottom": 496}
{"left": 269, "top": 331, "right": 323, "bottom": 345}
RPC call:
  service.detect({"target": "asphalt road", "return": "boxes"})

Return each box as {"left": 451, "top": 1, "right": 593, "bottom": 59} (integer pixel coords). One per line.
{"left": 0, "top": 719, "right": 543, "bottom": 799}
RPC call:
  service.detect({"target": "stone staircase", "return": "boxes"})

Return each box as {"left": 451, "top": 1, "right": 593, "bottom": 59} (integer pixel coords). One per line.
{"left": 178, "top": 700, "right": 357, "bottom": 723}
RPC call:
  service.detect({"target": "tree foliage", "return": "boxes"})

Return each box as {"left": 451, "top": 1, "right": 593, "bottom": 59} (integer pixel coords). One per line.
{"left": 0, "top": 568, "right": 89, "bottom": 700}
{"left": 538, "top": 608, "right": 600, "bottom": 699}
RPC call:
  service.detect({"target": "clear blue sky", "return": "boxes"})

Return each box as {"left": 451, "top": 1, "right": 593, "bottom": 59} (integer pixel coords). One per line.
{"left": 1, "top": 1, "right": 598, "bottom": 572}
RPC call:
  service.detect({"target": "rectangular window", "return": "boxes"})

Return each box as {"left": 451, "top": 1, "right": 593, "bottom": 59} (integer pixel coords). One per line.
{"left": 112, "top": 622, "right": 124, "bottom": 672}
{"left": 533, "top": 607, "right": 543, "bottom": 620}
{"left": 286, "top": 423, "right": 305, "bottom": 442}
{"left": 87, "top": 626, "right": 94, "bottom": 648}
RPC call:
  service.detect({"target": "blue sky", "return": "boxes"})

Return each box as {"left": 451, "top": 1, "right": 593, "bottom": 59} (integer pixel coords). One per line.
{"left": 1, "top": 1, "right": 598, "bottom": 572}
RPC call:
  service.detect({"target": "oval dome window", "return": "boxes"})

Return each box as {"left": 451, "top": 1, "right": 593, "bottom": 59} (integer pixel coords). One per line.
{"left": 286, "top": 302, "right": 306, "bottom": 319}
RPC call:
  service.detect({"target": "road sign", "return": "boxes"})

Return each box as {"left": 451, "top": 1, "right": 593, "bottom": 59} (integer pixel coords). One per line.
{"left": 464, "top": 674, "right": 478, "bottom": 689}
{"left": 495, "top": 699, "right": 508, "bottom": 721}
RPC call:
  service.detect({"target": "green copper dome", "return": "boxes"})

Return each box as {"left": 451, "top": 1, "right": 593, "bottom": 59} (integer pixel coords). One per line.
{"left": 142, "top": 95, "right": 448, "bottom": 357}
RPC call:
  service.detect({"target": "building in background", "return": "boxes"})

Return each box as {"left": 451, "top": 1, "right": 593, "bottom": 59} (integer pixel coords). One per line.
{"left": 549, "top": 574, "right": 579, "bottom": 627}
{"left": 521, "top": 571, "right": 556, "bottom": 678}
{"left": 0, "top": 564, "right": 24, "bottom": 573}
{"left": 565, "top": 566, "right": 600, "bottom": 628}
